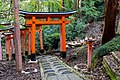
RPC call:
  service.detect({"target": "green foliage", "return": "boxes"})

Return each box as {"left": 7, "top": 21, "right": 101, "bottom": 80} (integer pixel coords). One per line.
{"left": 0, "top": 25, "right": 4, "bottom": 29}
{"left": 20, "top": 0, "right": 49, "bottom": 12}
{"left": 0, "top": 0, "right": 13, "bottom": 22}
{"left": 75, "top": 20, "right": 86, "bottom": 38}
{"left": 93, "top": 36, "right": 120, "bottom": 58}
{"left": 81, "top": 0, "right": 104, "bottom": 22}
{"left": 43, "top": 25, "right": 60, "bottom": 50}
{"left": 43, "top": 25, "right": 59, "bottom": 37}
{"left": 0, "top": 0, "right": 104, "bottom": 50}
{"left": 0, "top": 0, "right": 104, "bottom": 23}
{"left": 44, "top": 32, "right": 60, "bottom": 50}
{"left": 42, "top": 20, "right": 85, "bottom": 49}
{"left": 66, "top": 23, "right": 74, "bottom": 40}
{"left": 66, "top": 20, "right": 85, "bottom": 40}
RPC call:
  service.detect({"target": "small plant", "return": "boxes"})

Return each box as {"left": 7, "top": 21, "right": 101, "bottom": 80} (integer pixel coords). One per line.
{"left": 0, "top": 25, "right": 4, "bottom": 29}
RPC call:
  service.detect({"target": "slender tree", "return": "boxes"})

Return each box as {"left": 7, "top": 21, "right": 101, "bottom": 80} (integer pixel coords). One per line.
{"left": 74, "top": 0, "right": 77, "bottom": 10}
{"left": 117, "top": 1, "right": 120, "bottom": 34}
{"left": 62, "top": 0, "right": 65, "bottom": 11}
{"left": 74, "top": 0, "right": 77, "bottom": 21}
{"left": 13, "top": 0, "right": 22, "bottom": 71}
{"left": 78, "top": 0, "right": 82, "bottom": 18}
{"left": 52, "top": 1, "right": 54, "bottom": 12}
{"left": 102, "top": 0, "right": 118, "bottom": 44}
{"left": 48, "top": 1, "right": 50, "bottom": 12}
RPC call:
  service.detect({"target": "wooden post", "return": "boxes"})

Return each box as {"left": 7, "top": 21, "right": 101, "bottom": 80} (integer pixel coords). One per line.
{"left": 25, "top": 30, "right": 28, "bottom": 55}
{"left": 87, "top": 40, "right": 94, "bottom": 69}
{"left": 11, "top": 35, "right": 15, "bottom": 60}
{"left": 31, "top": 16, "right": 36, "bottom": 61}
{"left": 21, "top": 31, "right": 26, "bottom": 61}
{"left": 39, "top": 27, "right": 44, "bottom": 53}
{"left": 60, "top": 16, "right": 66, "bottom": 58}
{"left": 13, "top": 0, "right": 22, "bottom": 71}
{"left": 28, "top": 28, "right": 31, "bottom": 59}
{"left": 5, "top": 35, "right": 11, "bottom": 60}
{"left": 21, "top": 32, "right": 23, "bottom": 54}
{"left": 11, "top": 35, "right": 14, "bottom": 54}
{"left": 0, "top": 33, "right": 2, "bottom": 60}
{"left": 21, "top": 31, "right": 26, "bottom": 54}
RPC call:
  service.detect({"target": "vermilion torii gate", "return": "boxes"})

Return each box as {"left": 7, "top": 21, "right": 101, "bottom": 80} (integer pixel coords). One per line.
{"left": 20, "top": 10, "right": 76, "bottom": 61}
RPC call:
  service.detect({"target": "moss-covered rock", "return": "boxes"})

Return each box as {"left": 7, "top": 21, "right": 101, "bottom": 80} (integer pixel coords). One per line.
{"left": 93, "top": 36, "right": 120, "bottom": 58}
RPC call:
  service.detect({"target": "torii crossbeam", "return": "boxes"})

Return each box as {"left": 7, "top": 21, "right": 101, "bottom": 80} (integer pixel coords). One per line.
{"left": 20, "top": 10, "right": 76, "bottom": 61}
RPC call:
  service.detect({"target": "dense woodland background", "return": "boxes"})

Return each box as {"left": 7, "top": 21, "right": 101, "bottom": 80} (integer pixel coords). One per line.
{"left": 0, "top": 0, "right": 104, "bottom": 50}
{"left": 0, "top": 0, "right": 120, "bottom": 79}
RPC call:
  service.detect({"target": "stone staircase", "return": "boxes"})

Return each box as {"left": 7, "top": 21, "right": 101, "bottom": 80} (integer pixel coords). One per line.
{"left": 39, "top": 55, "right": 86, "bottom": 80}
{"left": 103, "top": 51, "right": 120, "bottom": 80}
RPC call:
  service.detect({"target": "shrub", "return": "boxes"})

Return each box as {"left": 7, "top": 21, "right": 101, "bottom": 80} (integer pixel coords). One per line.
{"left": 43, "top": 32, "right": 60, "bottom": 50}
{"left": 66, "top": 20, "right": 85, "bottom": 40}
{"left": 0, "top": 25, "right": 4, "bottom": 29}
{"left": 81, "top": 0, "right": 104, "bottom": 23}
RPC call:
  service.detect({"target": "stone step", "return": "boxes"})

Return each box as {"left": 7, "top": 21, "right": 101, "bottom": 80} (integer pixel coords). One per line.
{"left": 103, "top": 54, "right": 120, "bottom": 80}
{"left": 39, "top": 55, "right": 85, "bottom": 80}
{"left": 112, "top": 51, "right": 120, "bottom": 64}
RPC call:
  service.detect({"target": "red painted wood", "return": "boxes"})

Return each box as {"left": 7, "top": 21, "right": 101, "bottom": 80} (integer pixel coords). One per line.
{"left": 87, "top": 41, "right": 93, "bottom": 68}
{"left": 39, "top": 27, "right": 43, "bottom": 50}
{"left": 31, "top": 16, "right": 36, "bottom": 54}
{"left": 0, "top": 33, "right": 2, "bottom": 60}
{"left": 60, "top": 16, "right": 66, "bottom": 52}
{"left": 20, "top": 10, "right": 76, "bottom": 59}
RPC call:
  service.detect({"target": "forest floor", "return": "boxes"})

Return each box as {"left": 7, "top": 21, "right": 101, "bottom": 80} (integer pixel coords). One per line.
{"left": 0, "top": 21, "right": 111, "bottom": 80}
{"left": 0, "top": 60, "right": 41, "bottom": 80}
{"left": 62, "top": 21, "right": 110, "bottom": 80}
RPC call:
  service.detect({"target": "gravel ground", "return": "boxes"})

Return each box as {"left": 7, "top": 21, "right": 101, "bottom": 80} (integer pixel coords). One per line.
{"left": 0, "top": 59, "right": 41, "bottom": 80}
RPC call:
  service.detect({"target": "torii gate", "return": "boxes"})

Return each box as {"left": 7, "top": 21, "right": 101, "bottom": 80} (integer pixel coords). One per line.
{"left": 20, "top": 10, "right": 76, "bottom": 61}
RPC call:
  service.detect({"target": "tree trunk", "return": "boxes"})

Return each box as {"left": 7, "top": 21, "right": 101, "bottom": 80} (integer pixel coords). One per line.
{"left": 48, "top": 1, "right": 50, "bottom": 12}
{"left": 52, "top": 2, "right": 54, "bottom": 12}
{"left": 102, "top": 0, "right": 118, "bottom": 44}
{"left": 74, "top": 0, "right": 77, "bottom": 21}
{"left": 37, "top": 0, "right": 40, "bottom": 12}
{"left": 74, "top": 0, "right": 77, "bottom": 10}
{"left": 13, "top": 0, "right": 22, "bottom": 71}
{"left": 78, "top": 0, "right": 82, "bottom": 18}
{"left": 117, "top": 2, "right": 120, "bottom": 34}
{"left": 62, "top": 0, "right": 65, "bottom": 11}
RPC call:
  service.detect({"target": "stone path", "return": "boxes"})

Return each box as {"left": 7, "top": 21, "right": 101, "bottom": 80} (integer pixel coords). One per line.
{"left": 39, "top": 55, "right": 85, "bottom": 80}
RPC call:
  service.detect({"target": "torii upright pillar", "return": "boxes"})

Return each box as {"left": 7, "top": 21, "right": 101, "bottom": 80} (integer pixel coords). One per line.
{"left": 31, "top": 16, "right": 36, "bottom": 61}
{"left": 39, "top": 27, "right": 44, "bottom": 53}
{"left": 5, "top": 34, "right": 12, "bottom": 60}
{"left": 21, "top": 29, "right": 27, "bottom": 61}
{"left": 60, "top": 16, "right": 66, "bottom": 58}
{"left": 28, "top": 28, "right": 31, "bottom": 59}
